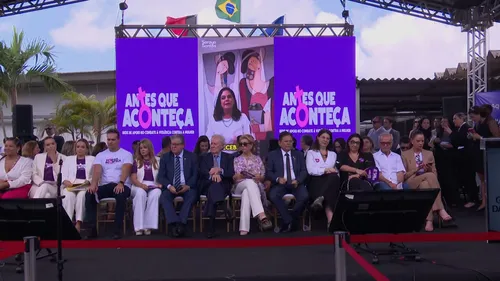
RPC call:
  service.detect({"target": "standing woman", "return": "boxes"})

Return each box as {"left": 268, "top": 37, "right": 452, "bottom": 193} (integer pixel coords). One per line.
{"left": 130, "top": 139, "right": 162, "bottom": 236}
{"left": 61, "top": 139, "right": 94, "bottom": 232}
{"left": 306, "top": 129, "right": 340, "bottom": 229}
{"left": 0, "top": 138, "right": 33, "bottom": 199}
{"left": 30, "top": 137, "right": 65, "bottom": 198}
{"left": 468, "top": 106, "right": 500, "bottom": 211}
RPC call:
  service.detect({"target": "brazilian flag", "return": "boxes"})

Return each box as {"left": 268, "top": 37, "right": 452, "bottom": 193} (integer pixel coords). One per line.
{"left": 215, "top": 0, "right": 241, "bottom": 23}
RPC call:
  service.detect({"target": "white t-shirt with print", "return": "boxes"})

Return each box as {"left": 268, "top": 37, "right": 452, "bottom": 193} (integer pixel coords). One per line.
{"left": 94, "top": 148, "right": 133, "bottom": 185}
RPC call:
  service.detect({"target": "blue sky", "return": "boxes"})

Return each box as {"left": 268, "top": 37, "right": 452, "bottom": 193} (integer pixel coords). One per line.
{"left": 0, "top": 0, "right": 497, "bottom": 79}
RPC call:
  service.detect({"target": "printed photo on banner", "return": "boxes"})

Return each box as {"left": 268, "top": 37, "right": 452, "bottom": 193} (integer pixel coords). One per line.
{"left": 198, "top": 37, "right": 275, "bottom": 153}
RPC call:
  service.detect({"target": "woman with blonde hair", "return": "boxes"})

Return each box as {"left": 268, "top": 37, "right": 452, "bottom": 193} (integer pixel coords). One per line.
{"left": 61, "top": 139, "right": 94, "bottom": 232}
{"left": 232, "top": 134, "right": 272, "bottom": 235}
{"left": 61, "top": 141, "right": 76, "bottom": 156}
{"left": 21, "top": 140, "right": 40, "bottom": 159}
{"left": 130, "top": 139, "right": 162, "bottom": 235}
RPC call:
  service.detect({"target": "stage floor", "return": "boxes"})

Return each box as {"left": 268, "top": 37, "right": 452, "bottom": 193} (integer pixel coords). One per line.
{"left": 0, "top": 208, "right": 498, "bottom": 281}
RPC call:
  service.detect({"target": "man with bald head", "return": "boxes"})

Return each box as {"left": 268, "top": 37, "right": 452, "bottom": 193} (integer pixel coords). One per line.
{"left": 373, "top": 133, "right": 409, "bottom": 190}
{"left": 199, "top": 134, "right": 235, "bottom": 238}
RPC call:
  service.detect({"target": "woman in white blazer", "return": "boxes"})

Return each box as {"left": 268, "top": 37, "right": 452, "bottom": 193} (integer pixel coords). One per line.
{"left": 61, "top": 139, "right": 94, "bottom": 232}
{"left": 0, "top": 138, "right": 33, "bottom": 199}
{"left": 130, "top": 139, "right": 161, "bottom": 235}
{"left": 29, "top": 137, "right": 66, "bottom": 199}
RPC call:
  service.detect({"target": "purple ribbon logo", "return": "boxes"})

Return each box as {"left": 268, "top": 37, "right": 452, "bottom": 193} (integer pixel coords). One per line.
{"left": 294, "top": 85, "right": 309, "bottom": 128}
{"left": 137, "top": 87, "right": 152, "bottom": 129}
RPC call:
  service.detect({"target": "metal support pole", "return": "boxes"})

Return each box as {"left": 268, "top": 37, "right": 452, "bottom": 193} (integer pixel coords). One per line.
{"left": 465, "top": 25, "right": 488, "bottom": 117}
{"left": 334, "top": 231, "right": 348, "bottom": 281}
{"left": 24, "top": 236, "right": 39, "bottom": 281}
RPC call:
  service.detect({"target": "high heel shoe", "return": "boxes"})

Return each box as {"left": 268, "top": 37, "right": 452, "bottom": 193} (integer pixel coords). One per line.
{"left": 258, "top": 217, "right": 273, "bottom": 231}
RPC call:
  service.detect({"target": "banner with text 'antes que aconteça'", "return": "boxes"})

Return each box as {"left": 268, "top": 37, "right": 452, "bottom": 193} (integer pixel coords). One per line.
{"left": 116, "top": 36, "right": 356, "bottom": 153}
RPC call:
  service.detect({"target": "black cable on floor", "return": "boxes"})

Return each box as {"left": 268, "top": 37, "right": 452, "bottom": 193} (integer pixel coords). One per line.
{"left": 421, "top": 258, "right": 492, "bottom": 281}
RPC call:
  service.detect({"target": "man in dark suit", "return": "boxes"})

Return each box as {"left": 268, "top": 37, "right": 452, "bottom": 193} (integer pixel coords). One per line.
{"left": 199, "top": 135, "right": 234, "bottom": 238}
{"left": 447, "top": 112, "right": 478, "bottom": 206}
{"left": 157, "top": 134, "right": 198, "bottom": 237}
{"left": 266, "top": 131, "right": 309, "bottom": 232}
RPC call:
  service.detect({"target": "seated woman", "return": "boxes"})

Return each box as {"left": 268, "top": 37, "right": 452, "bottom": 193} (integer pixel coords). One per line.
{"left": 130, "top": 139, "right": 161, "bottom": 236}
{"left": 362, "top": 136, "right": 375, "bottom": 154}
{"left": 337, "top": 134, "right": 375, "bottom": 191}
{"left": 61, "top": 139, "right": 94, "bottom": 232}
{"left": 0, "top": 138, "right": 33, "bottom": 199}
{"left": 401, "top": 131, "right": 452, "bottom": 232}
{"left": 29, "top": 137, "right": 65, "bottom": 198}
{"left": 21, "top": 140, "right": 40, "bottom": 159}
{"left": 232, "top": 134, "right": 272, "bottom": 235}
{"left": 306, "top": 129, "right": 341, "bottom": 229}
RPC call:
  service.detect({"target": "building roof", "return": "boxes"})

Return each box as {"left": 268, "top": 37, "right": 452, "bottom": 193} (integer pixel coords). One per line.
{"left": 434, "top": 50, "right": 500, "bottom": 79}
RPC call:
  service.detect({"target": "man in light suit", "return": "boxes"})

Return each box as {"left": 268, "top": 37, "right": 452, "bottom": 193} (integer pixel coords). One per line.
{"left": 199, "top": 135, "right": 234, "bottom": 238}
{"left": 266, "top": 131, "right": 309, "bottom": 233}
{"left": 158, "top": 134, "right": 198, "bottom": 238}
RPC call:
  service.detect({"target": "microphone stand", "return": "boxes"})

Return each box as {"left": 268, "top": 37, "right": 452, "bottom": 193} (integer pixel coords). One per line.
{"left": 56, "top": 158, "right": 65, "bottom": 281}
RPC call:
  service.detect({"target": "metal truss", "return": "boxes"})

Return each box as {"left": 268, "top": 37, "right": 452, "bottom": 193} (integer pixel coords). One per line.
{"left": 347, "top": 0, "right": 460, "bottom": 26}
{"left": 465, "top": 26, "right": 488, "bottom": 114}
{"left": 115, "top": 23, "right": 354, "bottom": 38}
{"left": 0, "top": 0, "right": 87, "bottom": 17}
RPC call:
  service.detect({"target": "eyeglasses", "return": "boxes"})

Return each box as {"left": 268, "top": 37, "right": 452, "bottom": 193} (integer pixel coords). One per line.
{"left": 380, "top": 141, "right": 392, "bottom": 146}
{"left": 239, "top": 142, "right": 251, "bottom": 147}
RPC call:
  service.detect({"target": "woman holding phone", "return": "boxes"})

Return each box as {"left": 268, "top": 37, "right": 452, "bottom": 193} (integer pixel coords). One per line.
{"left": 401, "top": 131, "right": 452, "bottom": 232}
{"left": 337, "top": 134, "right": 375, "bottom": 191}
{"left": 232, "top": 134, "right": 272, "bottom": 235}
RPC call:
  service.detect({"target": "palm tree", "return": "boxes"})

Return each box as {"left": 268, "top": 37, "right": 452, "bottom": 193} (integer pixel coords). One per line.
{"left": 0, "top": 28, "right": 72, "bottom": 110}
{"left": 51, "top": 92, "right": 116, "bottom": 142}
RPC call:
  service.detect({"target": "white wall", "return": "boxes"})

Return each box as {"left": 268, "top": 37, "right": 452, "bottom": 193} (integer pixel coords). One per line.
{"left": 0, "top": 81, "right": 115, "bottom": 142}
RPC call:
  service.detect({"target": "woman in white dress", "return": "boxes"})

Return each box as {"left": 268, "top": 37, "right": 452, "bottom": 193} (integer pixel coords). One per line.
{"left": 29, "top": 137, "right": 65, "bottom": 198}
{"left": 130, "top": 139, "right": 161, "bottom": 235}
{"left": 205, "top": 87, "right": 251, "bottom": 145}
{"left": 61, "top": 139, "right": 94, "bottom": 232}
{"left": 0, "top": 138, "right": 33, "bottom": 199}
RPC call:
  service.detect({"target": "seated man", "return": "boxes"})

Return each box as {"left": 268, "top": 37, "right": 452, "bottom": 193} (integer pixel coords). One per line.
{"left": 373, "top": 133, "right": 409, "bottom": 190}
{"left": 85, "top": 128, "right": 133, "bottom": 240}
{"left": 158, "top": 134, "right": 198, "bottom": 238}
{"left": 266, "top": 131, "right": 309, "bottom": 233}
{"left": 199, "top": 134, "right": 234, "bottom": 238}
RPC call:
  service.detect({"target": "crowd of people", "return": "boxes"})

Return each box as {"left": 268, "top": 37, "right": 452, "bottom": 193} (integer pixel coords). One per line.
{"left": 0, "top": 105, "right": 497, "bottom": 239}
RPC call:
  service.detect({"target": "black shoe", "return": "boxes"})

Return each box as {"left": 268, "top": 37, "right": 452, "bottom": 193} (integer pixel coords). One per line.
{"left": 168, "top": 223, "right": 180, "bottom": 238}
{"left": 176, "top": 223, "right": 186, "bottom": 237}
{"left": 279, "top": 223, "right": 292, "bottom": 233}
{"left": 82, "top": 227, "right": 97, "bottom": 240}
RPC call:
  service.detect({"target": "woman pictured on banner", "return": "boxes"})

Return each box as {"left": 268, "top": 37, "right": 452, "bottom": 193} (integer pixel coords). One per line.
{"left": 206, "top": 52, "right": 237, "bottom": 122}
{"left": 29, "top": 137, "right": 65, "bottom": 198}
{"left": 306, "top": 129, "right": 341, "bottom": 230}
{"left": 130, "top": 139, "right": 161, "bottom": 236}
{"left": 61, "top": 139, "right": 94, "bottom": 232}
{"left": 238, "top": 49, "right": 274, "bottom": 152}
{"left": 205, "top": 87, "right": 251, "bottom": 145}
{"left": 0, "top": 138, "right": 33, "bottom": 199}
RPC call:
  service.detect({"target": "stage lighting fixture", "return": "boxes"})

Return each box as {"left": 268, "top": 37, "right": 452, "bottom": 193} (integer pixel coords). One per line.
{"left": 342, "top": 10, "right": 349, "bottom": 19}
{"left": 119, "top": 1, "right": 128, "bottom": 11}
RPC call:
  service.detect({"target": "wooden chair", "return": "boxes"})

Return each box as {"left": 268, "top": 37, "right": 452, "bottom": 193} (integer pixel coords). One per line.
{"left": 198, "top": 195, "right": 231, "bottom": 233}
{"left": 164, "top": 196, "right": 197, "bottom": 233}
{"left": 96, "top": 198, "right": 131, "bottom": 235}
{"left": 272, "top": 194, "right": 311, "bottom": 232}
{"left": 229, "top": 194, "right": 242, "bottom": 232}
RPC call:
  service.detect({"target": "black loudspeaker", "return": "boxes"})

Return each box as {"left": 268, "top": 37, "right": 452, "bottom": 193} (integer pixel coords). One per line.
{"left": 442, "top": 97, "right": 467, "bottom": 119}
{"left": 330, "top": 189, "right": 439, "bottom": 234}
{"left": 12, "top": 104, "right": 33, "bottom": 137}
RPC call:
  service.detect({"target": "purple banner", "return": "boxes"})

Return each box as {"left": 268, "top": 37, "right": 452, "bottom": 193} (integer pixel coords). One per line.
{"left": 274, "top": 37, "right": 356, "bottom": 142}
{"left": 116, "top": 38, "right": 199, "bottom": 152}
